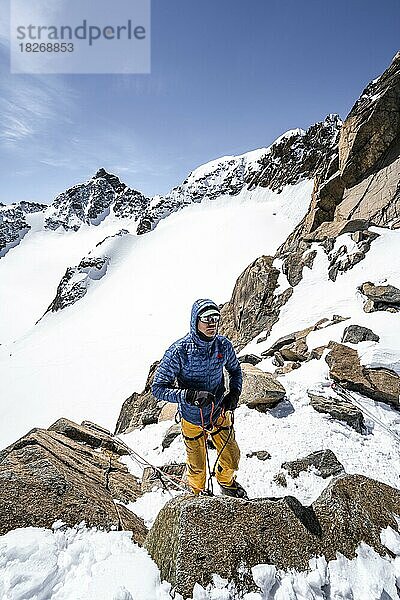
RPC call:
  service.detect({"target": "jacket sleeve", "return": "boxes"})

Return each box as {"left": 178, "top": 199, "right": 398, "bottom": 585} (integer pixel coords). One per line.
{"left": 151, "top": 346, "right": 187, "bottom": 404}
{"left": 225, "top": 340, "right": 243, "bottom": 394}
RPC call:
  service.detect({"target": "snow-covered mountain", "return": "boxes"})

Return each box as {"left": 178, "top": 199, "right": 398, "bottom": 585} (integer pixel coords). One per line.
{"left": 0, "top": 53, "right": 400, "bottom": 600}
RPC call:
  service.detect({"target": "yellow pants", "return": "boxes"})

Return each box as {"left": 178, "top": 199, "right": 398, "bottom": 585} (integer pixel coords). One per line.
{"left": 181, "top": 411, "right": 240, "bottom": 494}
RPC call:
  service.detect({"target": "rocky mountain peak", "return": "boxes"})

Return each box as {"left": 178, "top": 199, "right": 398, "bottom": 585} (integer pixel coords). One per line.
{"left": 44, "top": 170, "right": 150, "bottom": 232}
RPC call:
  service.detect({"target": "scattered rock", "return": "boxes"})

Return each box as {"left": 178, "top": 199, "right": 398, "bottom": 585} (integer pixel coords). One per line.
{"left": 246, "top": 450, "right": 271, "bottom": 461}
{"left": 144, "top": 474, "right": 400, "bottom": 597}
{"left": 359, "top": 281, "right": 400, "bottom": 313}
{"left": 327, "top": 230, "right": 379, "bottom": 282}
{"left": 162, "top": 424, "right": 181, "bottom": 451}
{"left": 240, "top": 363, "right": 286, "bottom": 410}
{"left": 341, "top": 324, "right": 380, "bottom": 344}
{"left": 326, "top": 342, "right": 400, "bottom": 408}
{"left": 273, "top": 472, "right": 288, "bottom": 487}
{"left": 274, "top": 361, "right": 301, "bottom": 375}
{"left": 307, "top": 345, "right": 327, "bottom": 361}
{"left": 282, "top": 449, "right": 345, "bottom": 479}
{"left": 141, "top": 464, "right": 187, "bottom": 494}
{"left": 308, "top": 393, "right": 364, "bottom": 433}
{"left": 238, "top": 354, "right": 262, "bottom": 365}
{"left": 280, "top": 338, "right": 309, "bottom": 362}
{"left": 0, "top": 419, "right": 147, "bottom": 543}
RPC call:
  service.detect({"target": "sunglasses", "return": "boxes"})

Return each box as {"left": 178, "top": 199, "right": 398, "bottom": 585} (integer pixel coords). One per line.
{"left": 198, "top": 314, "right": 220, "bottom": 324}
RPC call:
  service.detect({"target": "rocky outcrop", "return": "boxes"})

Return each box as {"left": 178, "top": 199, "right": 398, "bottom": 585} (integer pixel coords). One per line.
{"left": 0, "top": 419, "right": 147, "bottom": 543}
{"left": 240, "top": 363, "right": 286, "bottom": 410}
{"left": 144, "top": 474, "right": 400, "bottom": 597}
{"left": 359, "top": 281, "right": 400, "bottom": 313}
{"left": 0, "top": 201, "right": 46, "bottom": 259}
{"left": 308, "top": 393, "right": 365, "bottom": 433}
{"left": 326, "top": 342, "right": 400, "bottom": 407}
{"left": 219, "top": 255, "right": 291, "bottom": 351}
{"left": 282, "top": 449, "right": 344, "bottom": 479}
{"left": 341, "top": 324, "right": 380, "bottom": 344}
{"left": 115, "top": 361, "right": 161, "bottom": 434}
{"left": 276, "top": 52, "right": 400, "bottom": 289}
{"left": 44, "top": 169, "right": 150, "bottom": 231}
{"left": 40, "top": 230, "right": 130, "bottom": 317}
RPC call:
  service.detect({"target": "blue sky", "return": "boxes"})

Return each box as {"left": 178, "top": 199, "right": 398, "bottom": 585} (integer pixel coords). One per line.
{"left": 0, "top": 0, "right": 399, "bottom": 204}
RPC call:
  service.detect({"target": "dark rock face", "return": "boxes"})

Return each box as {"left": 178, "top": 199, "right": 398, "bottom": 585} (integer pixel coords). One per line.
{"left": 308, "top": 393, "right": 365, "bottom": 433}
{"left": 44, "top": 169, "right": 150, "bottom": 231}
{"left": 0, "top": 202, "right": 46, "bottom": 258}
{"left": 0, "top": 419, "right": 147, "bottom": 543}
{"left": 115, "top": 362, "right": 161, "bottom": 434}
{"left": 326, "top": 342, "right": 400, "bottom": 408}
{"left": 341, "top": 324, "right": 380, "bottom": 344}
{"left": 144, "top": 475, "right": 400, "bottom": 598}
{"left": 326, "top": 229, "right": 379, "bottom": 282}
{"left": 219, "top": 255, "right": 290, "bottom": 352}
{"left": 282, "top": 450, "right": 345, "bottom": 479}
{"left": 238, "top": 354, "right": 262, "bottom": 365}
{"left": 359, "top": 281, "right": 400, "bottom": 313}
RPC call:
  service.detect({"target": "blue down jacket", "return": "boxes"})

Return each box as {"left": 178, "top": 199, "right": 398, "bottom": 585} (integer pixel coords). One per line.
{"left": 152, "top": 299, "right": 242, "bottom": 427}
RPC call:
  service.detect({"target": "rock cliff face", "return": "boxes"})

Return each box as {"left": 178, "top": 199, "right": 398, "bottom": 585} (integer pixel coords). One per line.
{"left": 277, "top": 52, "right": 400, "bottom": 289}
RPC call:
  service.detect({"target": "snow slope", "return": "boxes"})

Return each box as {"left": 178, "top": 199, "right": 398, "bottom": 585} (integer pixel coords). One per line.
{"left": 0, "top": 181, "right": 312, "bottom": 448}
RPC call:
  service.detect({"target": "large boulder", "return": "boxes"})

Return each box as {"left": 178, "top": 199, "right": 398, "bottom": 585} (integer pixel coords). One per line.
{"left": 308, "top": 393, "right": 365, "bottom": 433}
{"left": 359, "top": 281, "right": 400, "bottom": 313}
{"left": 240, "top": 363, "right": 286, "bottom": 410}
{"left": 0, "top": 419, "right": 147, "bottom": 544}
{"left": 144, "top": 474, "right": 400, "bottom": 597}
{"left": 281, "top": 449, "right": 344, "bottom": 479}
{"left": 326, "top": 342, "right": 400, "bottom": 408}
{"left": 341, "top": 324, "right": 380, "bottom": 344}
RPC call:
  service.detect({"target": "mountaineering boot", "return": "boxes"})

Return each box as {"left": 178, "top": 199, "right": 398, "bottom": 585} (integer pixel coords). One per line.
{"left": 219, "top": 480, "right": 249, "bottom": 499}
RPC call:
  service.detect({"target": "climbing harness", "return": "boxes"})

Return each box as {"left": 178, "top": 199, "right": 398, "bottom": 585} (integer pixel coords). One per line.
{"left": 331, "top": 382, "right": 400, "bottom": 445}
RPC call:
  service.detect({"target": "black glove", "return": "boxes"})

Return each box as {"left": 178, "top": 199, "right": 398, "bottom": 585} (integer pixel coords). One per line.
{"left": 223, "top": 389, "right": 240, "bottom": 412}
{"left": 186, "top": 389, "right": 215, "bottom": 408}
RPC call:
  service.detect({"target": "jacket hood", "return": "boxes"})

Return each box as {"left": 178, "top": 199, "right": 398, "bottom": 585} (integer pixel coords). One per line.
{"left": 190, "top": 298, "right": 220, "bottom": 343}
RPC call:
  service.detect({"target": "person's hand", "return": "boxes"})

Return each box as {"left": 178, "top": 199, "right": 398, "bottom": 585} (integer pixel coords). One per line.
{"left": 186, "top": 390, "right": 215, "bottom": 408}
{"left": 223, "top": 389, "right": 240, "bottom": 412}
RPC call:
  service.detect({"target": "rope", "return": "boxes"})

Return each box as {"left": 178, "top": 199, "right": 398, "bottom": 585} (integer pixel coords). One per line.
{"left": 200, "top": 406, "right": 214, "bottom": 496}
{"left": 115, "top": 436, "right": 189, "bottom": 494}
{"left": 331, "top": 382, "right": 400, "bottom": 446}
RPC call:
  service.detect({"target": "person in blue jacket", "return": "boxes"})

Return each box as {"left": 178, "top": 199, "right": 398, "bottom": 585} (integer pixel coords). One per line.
{"left": 152, "top": 298, "right": 247, "bottom": 498}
